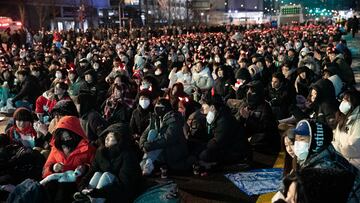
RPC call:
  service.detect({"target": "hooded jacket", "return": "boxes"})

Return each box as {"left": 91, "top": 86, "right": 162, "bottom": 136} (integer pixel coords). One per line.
{"left": 43, "top": 116, "right": 96, "bottom": 178}
{"left": 333, "top": 106, "right": 360, "bottom": 171}
{"left": 299, "top": 120, "right": 360, "bottom": 203}
{"left": 80, "top": 124, "right": 143, "bottom": 203}
{"left": 308, "top": 79, "right": 339, "bottom": 128}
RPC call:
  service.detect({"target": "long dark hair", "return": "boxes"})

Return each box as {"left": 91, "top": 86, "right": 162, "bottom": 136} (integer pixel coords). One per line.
{"left": 281, "top": 129, "right": 298, "bottom": 176}
{"left": 337, "top": 90, "right": 360, "bottom": 132}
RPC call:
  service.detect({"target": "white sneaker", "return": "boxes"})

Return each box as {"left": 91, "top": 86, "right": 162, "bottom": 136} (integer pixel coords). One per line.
{"left": 142, "top": 159, "right": 154, "bottom": 176}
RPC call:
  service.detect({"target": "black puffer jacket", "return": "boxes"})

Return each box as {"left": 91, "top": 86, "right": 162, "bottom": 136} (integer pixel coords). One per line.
{"left": 205, "top": 106, "right": 250, "bottom": 162}
{"left": 130, "top": 105, "right": 152, "bottom": 138}
{"left": 266, "top": 80, "right": 296, "bottom": 120}
{"left": 80, "top": 124, "right": 143, "bottom": 203}
{"left": 139, "top": 111, "right": 191, "bottom": 171}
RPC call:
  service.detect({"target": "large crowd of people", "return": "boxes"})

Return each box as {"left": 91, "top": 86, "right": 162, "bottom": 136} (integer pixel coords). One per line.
{"left": 0, "top": 17, "right": 359, "bottom": 203}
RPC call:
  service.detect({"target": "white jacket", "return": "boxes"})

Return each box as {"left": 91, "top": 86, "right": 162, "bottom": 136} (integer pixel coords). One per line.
{"left": 332, "top": 106, "right": 360, "bottom": 170}
{"left": 168, "top": 70, "right": 193, "bottom": 95}
{"left": 191, "top": 67, "right": 214, "bottom": 91}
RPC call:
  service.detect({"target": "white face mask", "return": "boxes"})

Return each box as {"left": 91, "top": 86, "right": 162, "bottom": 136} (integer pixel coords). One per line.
{"left": 206, "top": 111, "right": 215, "bottom": 124}
{"left": 93, "top": 63, "right": 99, "bottom": 70}
{"left": 294, "top": 141, "right": 310, "bottom": 161}
{"left": 55, "top": 72, "right": 62, "bottom": 79}
{"left": 339, "top": 100, "right": 351, "bottom": 115}
{"left": 155, "top": 69, "right": 162, "bottom": 76}
{"left": 139, "top": 99, "right": 150, "bottom": 109}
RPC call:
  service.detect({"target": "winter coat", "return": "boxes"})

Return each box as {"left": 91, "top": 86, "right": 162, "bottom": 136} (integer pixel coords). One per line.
{"left": 0, "top": 144, "right": 45, "bottom": 185}
{"left": 12, "top": 75, "right": 41, "bottom": 105}
{"left": 308, "top": 79, "right": 339, "bottom": 128}
{"left": 333, "top": 106, "right": 360, "bottom": 171}
{"left": 80, "top": 109, "right": 108, "bottom": 143}
{"left": 205, "top": 106, "right": 250, "bottom": 162}
{"left": 43, "top": 116, "right": 96, "bottom": 178}
{"left": 214, "top": 78, "right": 233, "bottom": 101}
{"left": 130, "top": 105, "right": 151, "bottom": 137}
{"left": 239, "top": 102, "right": 280, "bottom": 153}
{"left": 80, "top": 124, "right": 143, "bottom": 203}
{"left": 302, "top": 144, "right": 360, "bottom": 203}
{"left": 139, "top": 111, "right": 191, "bottom": 171}
{"left": 191, "top": 67, "right": 214, "bottom": 91}
{"left": 266, "top": 80, "right": 296, "bottom": 120}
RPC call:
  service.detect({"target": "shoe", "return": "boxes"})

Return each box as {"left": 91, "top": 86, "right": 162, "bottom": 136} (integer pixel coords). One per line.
{"left": 142, "top": 159, "right": 154, "bottom": 176}
{"left": 73, "top": 192, "right": 91, "bottom": 203}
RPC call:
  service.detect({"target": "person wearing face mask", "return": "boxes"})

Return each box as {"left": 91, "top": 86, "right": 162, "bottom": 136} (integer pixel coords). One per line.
{"left": 238, "top": 80, "right": 280, "bottom": 154}
{"left": 197, "top": 92, "right": 250, "bottom": 170}
{"left": 139, "top": 98, "right": 194, "bottom": 174}
{"left": 130, "top": 90, "right": 153, "bottom": 142}
{"left": 152, "top": 61, "right": 169, "bottom": 89}
{"left": 273, "top": 119, "right": 360, "bottom": 203}
{"left": 306, "top": 79, "right": 339, "bottom": 129}
{"left": 42, "top": 116, "right": 95, "bottom": 203}
{"left": 332, "top": 90, "right": 360, "bottom": 170}
{"left": 76, "top": 123, "right": 143, "bottom": 203}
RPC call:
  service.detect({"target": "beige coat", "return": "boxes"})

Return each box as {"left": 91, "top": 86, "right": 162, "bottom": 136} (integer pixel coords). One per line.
{"left": 332, "top": 106, "right": 360, "bottom": 170}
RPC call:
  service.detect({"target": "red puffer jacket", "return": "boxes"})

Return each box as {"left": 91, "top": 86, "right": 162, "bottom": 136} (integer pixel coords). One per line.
{"left": 43, "top": 116, "right": 95, "bottom": 178}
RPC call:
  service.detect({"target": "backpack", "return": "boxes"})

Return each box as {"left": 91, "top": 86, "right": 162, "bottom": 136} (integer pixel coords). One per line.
{"left": 134, "top": 181, "right": 180, "bottom": 203}
{"left": 6, "top": 179, "right": 46, "bottom": 203}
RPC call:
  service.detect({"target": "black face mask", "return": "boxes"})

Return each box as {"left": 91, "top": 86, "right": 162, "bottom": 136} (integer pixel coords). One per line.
{"left": 61, "top": 139, "right": 77, "bottom": 150}
{"left": 154, "top": 106, "right": 166, "bottom": 117}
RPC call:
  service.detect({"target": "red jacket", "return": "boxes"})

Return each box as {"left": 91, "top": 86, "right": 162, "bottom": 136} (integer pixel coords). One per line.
{"left": 43, "top": 116, "right": 95, "bottom": 178}
{"left": 35, "top": 95, "right": 48, "bottom": 114}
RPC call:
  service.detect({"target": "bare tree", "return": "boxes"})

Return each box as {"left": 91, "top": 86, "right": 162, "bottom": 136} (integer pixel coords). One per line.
{"left": 34, "top": 0, "right": 49, "bottom": 28}
{"left": 16, "top": 0, "right": 26, "bottom": 26}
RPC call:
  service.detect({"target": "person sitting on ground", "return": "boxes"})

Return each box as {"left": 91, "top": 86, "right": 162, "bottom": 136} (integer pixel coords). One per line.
{"left": 76, "top": 123, "right": 143, "bottom": 203}
{"left": 139, "top": 98, "right": 193, "bottom": 176}
{"left": 197, "top": 91, "right": 251, "bottom": 170}
{"left": 237, "top": 80, "right": 281, "bottom": 154}
{"left": 130, "top": 90, "right": 153, "bottom": 142}
{"left": 277, "top": 119, "right": 360, "bottom": 202}
{"left": 42, "top": 116, "right": 96, "bottom": 203}
{"left": 332, "top": 90, "right": 360, "bottom": 170}
{"left": 274, "top": 168, "right": 355, "bottom": 203}
{"left": 11, "top": 69, "right": 41, "bottom": 110}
